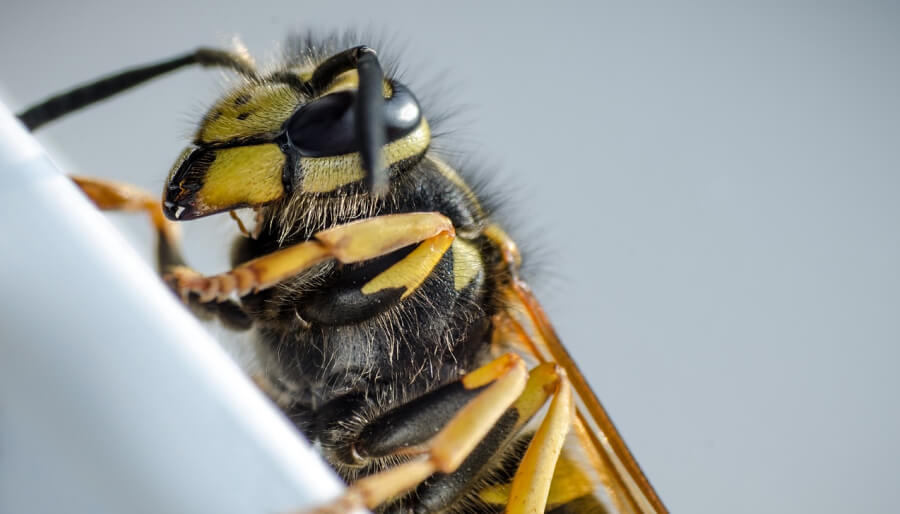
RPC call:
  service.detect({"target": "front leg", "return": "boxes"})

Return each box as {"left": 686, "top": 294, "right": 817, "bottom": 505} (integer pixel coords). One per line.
{"left": 71, "top": 175, "right": 178, "bottom": 247}
{"left": 166, "top": 212, "right": 456, "bottom": 303}
{"left": 72, "top": 175, "right": 251, "bottom": 330}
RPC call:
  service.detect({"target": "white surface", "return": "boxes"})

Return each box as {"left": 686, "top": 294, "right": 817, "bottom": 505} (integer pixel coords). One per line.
{"left": 0, "top": 102, "right": 346, "bottom": 513}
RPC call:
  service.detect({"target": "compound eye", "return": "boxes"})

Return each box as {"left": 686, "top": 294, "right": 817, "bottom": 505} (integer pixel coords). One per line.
{"left": 286, "top": 91, "right": 358, "bottom": 157}
{"left": 384, "top": 82, "right": 422, "bottom": 140}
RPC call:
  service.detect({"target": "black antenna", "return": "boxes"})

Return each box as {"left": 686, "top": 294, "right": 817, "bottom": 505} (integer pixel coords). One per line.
{"left": 17, "top": 48, "right": 256, "bottom": 131}
{"left": 308, "top": 46, "right": 387, "bottom": 195}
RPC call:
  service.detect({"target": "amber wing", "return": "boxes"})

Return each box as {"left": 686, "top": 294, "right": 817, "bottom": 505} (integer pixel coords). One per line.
{"left": 494, "top": 278, "right": 668, "bottom": 514}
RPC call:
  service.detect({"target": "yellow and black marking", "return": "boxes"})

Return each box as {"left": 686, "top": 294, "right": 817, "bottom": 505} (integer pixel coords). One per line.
{"left": 360, "top": 230, "right": 452, "bottom": 300}
{"left": 450, "top": 238, "right": 483, "bottom": 291}
{"left": 197, "top": 82, "right": 303, "bottom": 144}
{"left": 162, "top": 49, "right": 430, "bottom": 219}
{"left": 296, "top": 117, "right": 430, "bottom": 193}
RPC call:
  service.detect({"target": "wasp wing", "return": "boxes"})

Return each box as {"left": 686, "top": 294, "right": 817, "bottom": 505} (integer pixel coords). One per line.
{"left": 495, "top": 279, "right": 668, "bottom": 514}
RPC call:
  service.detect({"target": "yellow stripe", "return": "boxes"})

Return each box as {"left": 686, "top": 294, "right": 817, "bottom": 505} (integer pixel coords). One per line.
{"left": 451, "top": 239, "right": 482, "bottom": 291}
{"left": 300, "top": 119, "right": 431, "bottom": 193}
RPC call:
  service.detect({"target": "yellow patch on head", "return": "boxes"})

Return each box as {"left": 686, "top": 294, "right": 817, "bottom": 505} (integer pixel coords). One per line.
{"left": 195, "top": 144, "right": 285, "bottom": 212}
{"left": 299, "top": 119, "right": 431, "bottom": 193}
{"left": 199, "top": 83, "right": 302, "bottom": 143}
{"left": 299, "top": 153, "right": 366, "bottom": 193}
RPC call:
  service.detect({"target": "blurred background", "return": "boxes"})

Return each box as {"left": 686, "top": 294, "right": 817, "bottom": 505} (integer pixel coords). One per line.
{"left": 2, "top": 2, "right": 898, "bottom": 513}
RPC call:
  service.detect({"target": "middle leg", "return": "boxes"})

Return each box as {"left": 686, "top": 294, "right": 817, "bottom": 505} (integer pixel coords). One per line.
{"left": 313, "top": 360, "right": 571, "bottom": 513}
{"left": 309, "top": 353, "right": 528, "bottom": 513}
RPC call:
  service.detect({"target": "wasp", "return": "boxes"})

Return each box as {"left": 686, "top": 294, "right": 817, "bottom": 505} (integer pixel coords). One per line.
{"left": 18, "top": 33, "right": 667, "bottom": 513}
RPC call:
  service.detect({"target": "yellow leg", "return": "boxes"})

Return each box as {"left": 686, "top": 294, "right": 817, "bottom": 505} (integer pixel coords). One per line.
{"left": 475, "top": 363, "right": 574, "bottom": 510}
{"left": 507, "top": 370, "right": 574, "bottom": 514}
{"left": 309, "top": 353, "right": 528, "bottom": 513}
{"left": 508, "top": 363, "right": 566, "bottom": 432}
{"left": 167, "top": 212, "right": 455, "bottom": 302}
{"left": 71, "top": 175, "right": 178, "bottom": 244}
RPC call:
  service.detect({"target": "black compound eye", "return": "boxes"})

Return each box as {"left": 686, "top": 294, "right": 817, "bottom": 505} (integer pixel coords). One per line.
{"left": 384, "top": 82, "right": 421, "bottom": 141}
{"left": 287, "top": 91, "right": 358, "bottom": 157}
{"left": 283, "top": 82, "right": 423, "bottom": 159}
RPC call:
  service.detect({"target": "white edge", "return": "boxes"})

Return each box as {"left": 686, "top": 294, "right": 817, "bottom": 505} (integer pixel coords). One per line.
{"left": 0, "top": 99, "right": 353, "bottom": 514}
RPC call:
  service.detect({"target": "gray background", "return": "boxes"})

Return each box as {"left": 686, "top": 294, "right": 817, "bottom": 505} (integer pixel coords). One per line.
{"left": 2, "top": 1, "right": 898, "bottom": 513}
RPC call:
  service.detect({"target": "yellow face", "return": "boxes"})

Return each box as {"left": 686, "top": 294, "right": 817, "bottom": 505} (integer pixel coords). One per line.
{"left": 163, "top": 69, "right": 430, "bottom": 221}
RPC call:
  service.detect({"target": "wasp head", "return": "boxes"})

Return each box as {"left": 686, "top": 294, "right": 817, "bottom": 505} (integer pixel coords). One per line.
{"left": 163, "top": 46, "right": 430, "bottom": 221}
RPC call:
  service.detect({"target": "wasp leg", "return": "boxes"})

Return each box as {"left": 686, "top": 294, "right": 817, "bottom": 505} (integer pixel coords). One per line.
{"left": 500, "top": 282, "right": 662, "bottom": 511}
{"left": 507, "top": 368, "right": 573, "bottom": 513}
{"left": 400, "top": 363, "right": 565, "bottom": 513}
{"left": 308, "top": 353, "right": 528, "bottom": 513}
{"left": 352, "top": 379, "right": 492, "bottom": 461}
{"left": 18, "top": 48, "right": 256, "bottom": 131}
{"left": 167, "top": 212, "right": 455, "bottom": 303}
{"left": 350, "top": 362, "right": 560, "bottom": 461}
{"left": 72, "top": 175, "right": 251, "bottom": 330}
{"left": 71, "top": 175, "right": 178, "bottom": 245}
